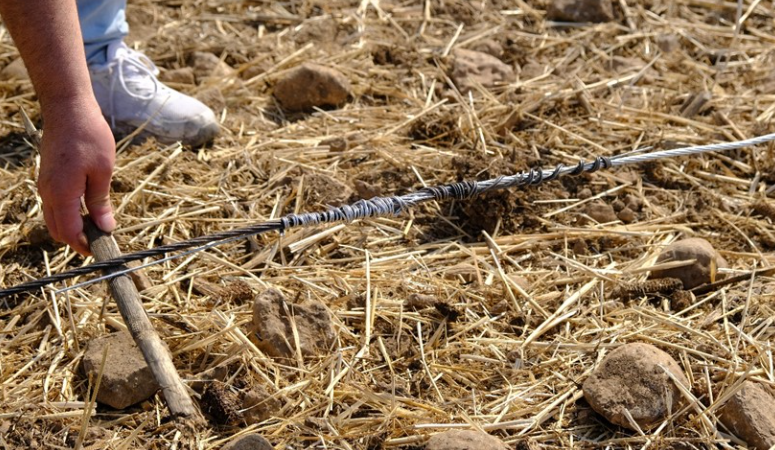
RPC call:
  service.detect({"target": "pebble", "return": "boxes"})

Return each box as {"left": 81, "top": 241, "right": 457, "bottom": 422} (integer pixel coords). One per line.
{"left": 0, "top": 58, "right": 29, "bottom": 81}
{"left": 583, "top": 343, "right": 689, "bottom": 430}
{"left": 159, "top": 67, "right": 196, "bottom": 85}
{"left": 718, "top": 381, "right": 775, "bottom": 450}
{"left": 222, "top": 434, "right": 273, "bottom": 450}
{"left": 584, "top": 202, "right": 618, "bottom": 224}
{"left": 273, "top": 63, "right": 352, "bottom": 112}
{"left": 450, "top": 48, "right": 514, "bottom": 94}
{"left": 81, "top": 332, "right": 160, "bottom": 409}
{"left": 649, "top": 238, "right": 727, "bottom": 289}
{"left": 617, "top": 207, "right": 637, "bottom": 224}
{"left": 189, "top": 51, "right": 235, "bottom": 80}
{"left": 546, "top": 0, "right": 614, "bottom": 22}
{"left": 251, "top": 288, "right": 336, "bottom": 359}
{"left": 426, "top": 430, "right": 508, "bottom": 450}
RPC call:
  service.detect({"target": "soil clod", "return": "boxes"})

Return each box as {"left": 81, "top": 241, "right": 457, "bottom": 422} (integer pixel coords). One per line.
{"left": 81, "top": 332, "right": 160, "bottom": 409}
{"left": 649, "top": 238, "right": 727, "bottom": 289}
{"left": 583, "top": 343, "right": 689, "bottom": 430}
{"left": 221, "top": 434, "right": 273, "bottom": 450}
{"left": 450, "top": 48, "right": 514, "bottom": 94}
{"left": 425, "top": 430, "right": 508, "bottom": 450}
{"left": 718, "top": 381, "right": 775, "bottom": 450}
{"left": 273, "top": 62, "right": 351, "bottom": 112}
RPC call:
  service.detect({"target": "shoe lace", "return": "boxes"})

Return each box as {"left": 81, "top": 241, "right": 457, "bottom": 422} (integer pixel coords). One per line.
{"left": 106, "top": 46, "right": 160, "bottom": 129}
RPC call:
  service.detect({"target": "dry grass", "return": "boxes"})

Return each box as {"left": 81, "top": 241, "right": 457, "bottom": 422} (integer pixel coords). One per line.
{"left": 1, "top": 0, "right": 775, "bottom": 448}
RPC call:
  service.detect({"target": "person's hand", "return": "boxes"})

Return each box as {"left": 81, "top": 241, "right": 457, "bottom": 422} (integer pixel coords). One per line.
{"left": 37, "top": 99, "right": 116, "bottom": 255}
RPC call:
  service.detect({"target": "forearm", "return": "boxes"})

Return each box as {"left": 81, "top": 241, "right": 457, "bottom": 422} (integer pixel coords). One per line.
{"left": 0, "top": 0, "right": 96, "bottom": 113}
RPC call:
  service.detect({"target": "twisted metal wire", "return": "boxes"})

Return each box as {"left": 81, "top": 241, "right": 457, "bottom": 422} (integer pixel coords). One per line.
{"left": 2, "top": 132, "right": 774, "bottom": 298}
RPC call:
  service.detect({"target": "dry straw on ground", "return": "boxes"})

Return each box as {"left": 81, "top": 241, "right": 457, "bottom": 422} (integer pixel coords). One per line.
{"left": 1, "top": 0, "right": 774, "bottom": 449}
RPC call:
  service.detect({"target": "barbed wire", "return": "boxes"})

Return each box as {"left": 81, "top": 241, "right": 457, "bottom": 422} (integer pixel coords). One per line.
{"left": 2, "top": 132, "right": 774, "bottom": 299}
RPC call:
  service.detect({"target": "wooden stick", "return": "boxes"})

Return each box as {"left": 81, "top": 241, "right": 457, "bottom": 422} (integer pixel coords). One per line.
{"left": 84, "top": 217, "right": 203, "bottom": 423}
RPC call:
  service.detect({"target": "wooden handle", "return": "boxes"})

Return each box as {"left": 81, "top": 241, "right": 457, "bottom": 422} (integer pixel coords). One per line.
{"left": 84, "top": 217, "right": 202, "bottom": 423}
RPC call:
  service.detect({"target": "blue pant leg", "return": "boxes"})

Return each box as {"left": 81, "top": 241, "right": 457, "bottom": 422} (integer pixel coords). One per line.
{"left": 77, "top": 0, "right": 129, "bottom": 65}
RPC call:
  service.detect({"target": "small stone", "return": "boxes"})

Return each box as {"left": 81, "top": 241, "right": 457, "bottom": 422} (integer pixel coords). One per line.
{"left": 624, "top": 193, "right": 642, "bottom": 211}
{"left": 649, "top": 238, "right": 727, "bottom": 289}
{"left": 584, "top": 202, "right": 618, "bottom": 224}
{"left": 577, "top": 188, "right": 593, "bottom": 200}
{"left": 189, "top": 52, "right": 235, "bottom": 80}
{"left": 618, "top": 207, "right": 637, "bottom": 224}
{"left": 251, "top": 288, "right": 336, "bottom": 359}
{"left": 196, "top": 87, "right": 226, "bottom": 112}
{"left": 426, "top": 430, "right": 508, "bottom": 450}
{"left": 450, "top": 48, "right": 514, "bottom": 94}
{"left": 547, "top": 0, "right": 614, "bottom": 23}
{"left": 23, "top": 222, "right": 55, "bottom": 247}
{"left": 0, "top": 58, "right": 29, "bottom": 81}
{"left": 718, "top": 381, "right": 775, "bottom": 450}
{"left": 612, "top": 199, "right": 626, "bottom": 212}
{"left": 353, "top": 180, "right": 382, "bottom": 199}
{"left": 159, "top": 67, "right": 196, "bottom": 85}
{"left": 472, "top": 39, "right": 504, "bottom": 58}
{"left": 583, "top": 343, "right": 689, "bottom": 430}
{"left": 222, "top": 434, "right": 273, "bottom": 450}
{"left": 81, "top": 332, "right": 160, "bottom": 409}
{"left": 273, "top": 63, "right": 352, "bottom": 112}
{"left": 320, "top": 136, "right": 348, "bottom": 152}
{"left": 241, "top": 385, "right": 282, "bottom": 424}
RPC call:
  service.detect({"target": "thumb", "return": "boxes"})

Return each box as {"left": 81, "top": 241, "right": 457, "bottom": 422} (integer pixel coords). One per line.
{"left": 84, "top": 171, "right": 116, "bottom": 233}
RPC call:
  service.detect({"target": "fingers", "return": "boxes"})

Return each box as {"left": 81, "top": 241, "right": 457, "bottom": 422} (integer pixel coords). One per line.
{"left": 84, "top": 166, "right": 116, "bottom": 233}
{"left": 51, "top": 196, "right": 90, "bottom": 256}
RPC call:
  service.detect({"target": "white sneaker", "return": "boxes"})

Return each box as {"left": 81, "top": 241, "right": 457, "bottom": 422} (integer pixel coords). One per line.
{"left": 89, "top": 42, "right": 219, "bottom": 146}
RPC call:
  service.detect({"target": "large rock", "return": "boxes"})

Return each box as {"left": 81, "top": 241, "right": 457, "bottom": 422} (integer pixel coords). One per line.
{"left": 274, "top": 63, "right": 351, "bottom": 112}
{"left": 547, "top": 0, "right": 614, "bottom": 23}
{"left": 583, "top": 343, "right": 689, "bottom": 430}
{"left": 649, "top": 238, "right": 727, "bottom": 289}
{"left": 718, "top": 381, "right": 775, "bottom": 449}
{"left": 81, "top": 332, "right": 160, "bottom": 409}
{"left": 251, "top": 289, "right": 336, "bottom": 359}
{"left": 426, "top": 430, "right": 508, "bottom": 450}
{"left": 222, "top": 434, "right": 273, "bottom": 450}
{"left": 451, "top": 49, "right": 514, "bottom": 94}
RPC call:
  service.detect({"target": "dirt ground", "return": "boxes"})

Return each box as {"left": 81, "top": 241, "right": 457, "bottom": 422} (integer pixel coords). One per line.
{"left": 0, "top": 0, "right": 774, "bottom": 449}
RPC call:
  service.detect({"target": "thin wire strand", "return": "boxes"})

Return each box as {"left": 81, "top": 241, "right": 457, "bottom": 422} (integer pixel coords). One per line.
{"left": 2, "top": 132, "right": 774, "bottom": 299}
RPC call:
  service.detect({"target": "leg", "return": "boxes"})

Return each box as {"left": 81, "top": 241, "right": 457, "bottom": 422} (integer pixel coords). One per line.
{"left": 77, "top": 0, "right": 129, "bottom": 65}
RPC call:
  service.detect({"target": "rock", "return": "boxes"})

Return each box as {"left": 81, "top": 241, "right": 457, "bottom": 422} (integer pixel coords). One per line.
{"left": 718, "top": 381, "right": 775, "bottom": 450}
{"left": 0, "top": 58, "right": 29, "bottom": 81}
{"left": 624, "top": 193, "right": 642, "bottom": 211}
{"left": 649, "top": 238, "right": 727, "bottom": 289}
{"left": 450, "top": 49, "right": 514, "bottom": 94}
{"left": 612, "top": 199, "right": 626, "bottom": 212}
{"left": 353, "top": 179, "right": 382, "bottom": 199}
{"left": 617, "top": 207, "right": 636, "bottom": 224}
{"left": 189, "top": 52, "right": 235, "bottom": 80}
{"left": 81, "top": 332, "right": 160, "bottom": 409}
{"left": 584, "top": 202, "right": 618, "bottom": 224}
{"left": 472, "top": 39, "right": 504, "bottom": 58}
{"left": 547, "top": 0, "right": 614, "bottom": 23}
{"left": 241, "top": 385, "right": 282, "bottom": 424}
{"left": 196, "top": 87, "right": 227, "bottom": 112}
{"left": 273, "top": 63, "right": 351, "bottom": 112}
{"left": 426, "top": 430, "right": 508, "bottom": 450}
{"left": 577, "top": 188, "right": 593, "bottom": 199}
{"left": 583, "top": 343, "right": 689, "bottom": 430}
{"left": 159, "top": 67, "right": 196, "bottom": 85}
{"left": 251, "top": 288, "right": 336, "bottom": 359}
{"left": 222, "top": 434, "right": 273, "bottom": 450}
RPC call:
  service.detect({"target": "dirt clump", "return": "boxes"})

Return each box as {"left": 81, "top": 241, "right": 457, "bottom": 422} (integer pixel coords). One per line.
{"left": 301, "top": 172, "right": 353, "bottom": 207}
{"left": 273, "top": 63, "right": 351, "bottom": 112}
{"left": 159, "top": 67, "right": 195, "bottom": 85}
{"left": 649, "top": 238, "right": 727, "bottom": 289}
{"left": 189, "top": 51, "right": 235, "bottom": 80}
{"left": 201, "top": 382, "right": 241, "bottom": 425}
{"left": 241, "top": 385, "right": 282, "bottom": 424}
{"left": 582, "top": 343, "right": 689, "bottom": 430}
{"left": 81, "top": 332, "right": 160, "bottom": 409}
{"left": 718, "top": 381, "right": 775, "bottom": 450}
{"left": 250, "top": 288, "right": 336, "bottom": 359}
{"left": 546, "top": 0, "right": 614, "bottom": 23}
{"left": 222, "top": 434, "right": 273, "bottom": 450}
{"left": 450, "top": 48, "right": 514, "bottom": 94}
{"left": 426, "top": 430, "right": 508, "bottom": 450}
{"left": 583, "top": 202, "right": 618, "bottom": 224}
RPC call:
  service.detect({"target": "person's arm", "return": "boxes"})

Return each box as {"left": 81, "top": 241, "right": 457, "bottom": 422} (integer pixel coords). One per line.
{"left": 0, "top": 0, "right": 116, "bottom": 255}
